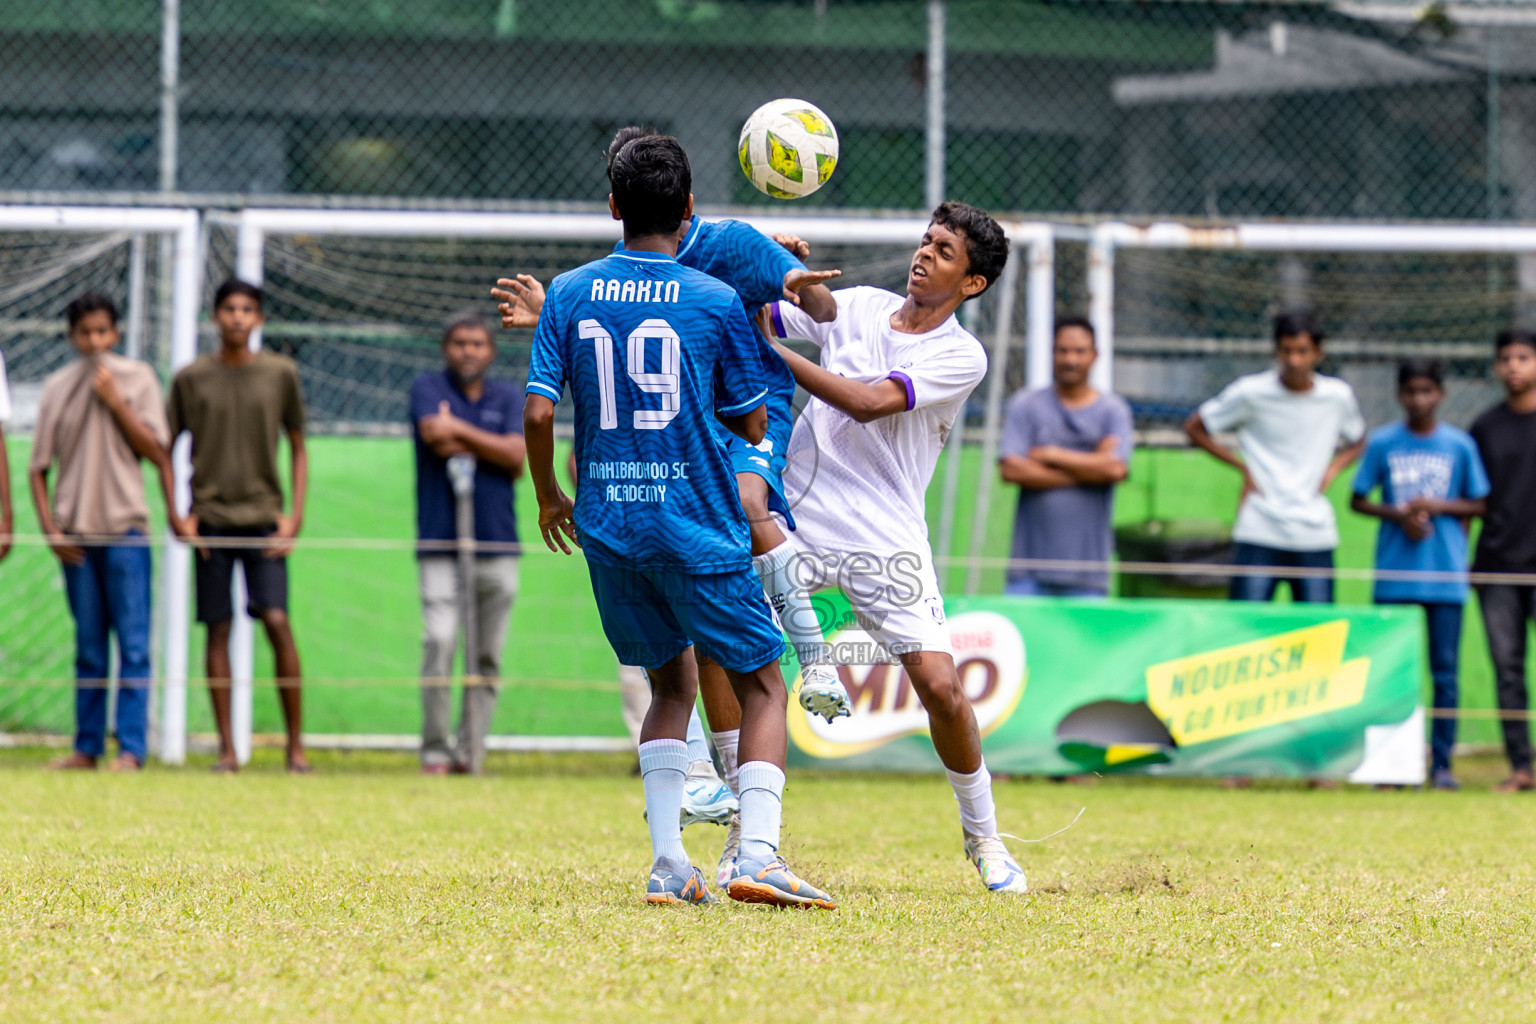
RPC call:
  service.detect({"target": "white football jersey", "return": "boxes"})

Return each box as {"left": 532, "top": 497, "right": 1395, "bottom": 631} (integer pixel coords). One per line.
{"left": 771, "top": 286, "right": 986, "bottom": 558}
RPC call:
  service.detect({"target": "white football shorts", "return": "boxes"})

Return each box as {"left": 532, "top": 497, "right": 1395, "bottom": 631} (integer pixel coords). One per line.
{"left": 785, "top": 537, "right": 953, "bottom": 659}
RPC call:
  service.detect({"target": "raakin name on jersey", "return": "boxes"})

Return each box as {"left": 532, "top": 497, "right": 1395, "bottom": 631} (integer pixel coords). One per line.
{"left": 589, "top": 279, "right": 682, "bottom": 303}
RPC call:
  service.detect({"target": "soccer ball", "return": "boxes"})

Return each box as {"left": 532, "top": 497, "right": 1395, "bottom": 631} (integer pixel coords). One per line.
{"left": 737, "top": 98, "right": 839, "bottom": 199}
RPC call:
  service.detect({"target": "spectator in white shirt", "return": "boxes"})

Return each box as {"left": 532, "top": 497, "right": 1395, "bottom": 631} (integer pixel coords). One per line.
{"left": 0, "top": 346, "right": 12, "bottom": 563}
{"left": 1184, "top": 310, "right": 1365, "bottom": 603}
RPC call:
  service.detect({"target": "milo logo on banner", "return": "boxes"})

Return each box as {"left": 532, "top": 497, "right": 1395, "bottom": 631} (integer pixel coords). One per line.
{"left": 788, "top": 611, "right": 1027, "bottom": 758}
{"left": 1144, "top": 619, "right": 1371, "bottom": 745}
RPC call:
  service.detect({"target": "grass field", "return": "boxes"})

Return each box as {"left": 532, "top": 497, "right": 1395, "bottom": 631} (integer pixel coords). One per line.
{"left": 4, "top": 747, "right": 1535, "bottom": 1024}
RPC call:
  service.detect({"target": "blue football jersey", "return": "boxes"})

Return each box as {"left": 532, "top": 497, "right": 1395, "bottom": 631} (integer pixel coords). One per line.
{"left": 526, "top": 250, "right": 768, "bottom": 572}
{"left": 621, "top": 217, "right": 799, "bottom": 421}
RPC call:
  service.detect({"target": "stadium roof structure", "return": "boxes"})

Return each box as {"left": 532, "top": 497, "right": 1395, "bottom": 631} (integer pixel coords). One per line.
{"left": 1113, "top": 21, "right": 1465, "bottom": 105}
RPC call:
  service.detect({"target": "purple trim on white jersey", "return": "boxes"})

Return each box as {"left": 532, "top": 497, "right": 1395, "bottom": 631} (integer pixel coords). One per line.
{"left": 769, "top": 302, "right": 787, "bottom": 338}
{"left": 886, "top": 371, "right": 916, "bottom": 411}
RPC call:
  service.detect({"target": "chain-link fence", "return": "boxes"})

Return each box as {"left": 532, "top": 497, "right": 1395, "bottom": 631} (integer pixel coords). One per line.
{"left": 3, "top": 1, "right": 1532, "bottom": 221}
{"left": 4, "top": 1, "right": 1535, "bottom": 750}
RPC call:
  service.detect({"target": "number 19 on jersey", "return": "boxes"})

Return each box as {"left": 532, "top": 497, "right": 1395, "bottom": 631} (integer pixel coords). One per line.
{"left": 581, "top": 317, "right": 681, "bottom": 430}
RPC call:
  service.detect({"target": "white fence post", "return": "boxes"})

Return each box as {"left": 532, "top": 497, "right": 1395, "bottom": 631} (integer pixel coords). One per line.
{"left": 163, "top": 211, "right": 202, "bottom": 765}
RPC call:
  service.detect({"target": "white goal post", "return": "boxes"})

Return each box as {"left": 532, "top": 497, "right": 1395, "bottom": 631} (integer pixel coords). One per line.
{"left": 1086, "top": 219, "right": 1536, "bottom": 390}
{"left": 207, "top": 208, "right": 1055, "bottom": 760}
{"left": 0, "top": 205, "right": 202, "bottom": 766}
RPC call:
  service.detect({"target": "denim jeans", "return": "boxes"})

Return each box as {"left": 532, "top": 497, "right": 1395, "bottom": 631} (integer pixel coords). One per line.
{"left": 61, "top": 533, "right": 152, "bottom": 761}
{"left": 1229, "top": 542, "right": 1334, "bottom": 604}
{"left": 1383, "top": 601, "right": 1463, "bottom": 773}
{"left": 1005, "top": 577, "right": 1108, "bottom": 599}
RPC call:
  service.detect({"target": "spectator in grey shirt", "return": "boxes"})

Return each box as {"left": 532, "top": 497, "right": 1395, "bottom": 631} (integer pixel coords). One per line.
{"left": 998, "top": 317, "right": 1133, "bottom": 597}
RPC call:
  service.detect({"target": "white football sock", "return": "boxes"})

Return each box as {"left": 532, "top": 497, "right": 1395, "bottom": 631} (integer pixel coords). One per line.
{"left": 736, "top": 760, "right": 785, "bottom": 868}
{"left": 710, "top": 728, "right": 741, "bottom": 795}
{"left": 753, "top": 539, "right": 829, "bottom": 668}
{"left": 684, "top": 706, "right": 711, "bottom": 767}
{"left": 638, "top": 739, "right": 689, "bottom": 868}
{"left": 946, "top": 763, "right": 999, "bottom": 838}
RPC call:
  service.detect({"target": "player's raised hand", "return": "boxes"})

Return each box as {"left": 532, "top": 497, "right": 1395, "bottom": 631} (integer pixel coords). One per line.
{"left": 772, "top": 233, "right": 811, "bottom": 259}
{"left": 537, "top": 489, "right": 580, "bottom": 555}
{"left": 782, "top": 267, "right": 841, "bottom": 306}
{"left": 491, "top": 275, "right": 546, "bottom": 329}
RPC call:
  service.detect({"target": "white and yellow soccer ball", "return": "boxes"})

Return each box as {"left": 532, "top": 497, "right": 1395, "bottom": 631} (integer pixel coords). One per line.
{"left": 737, "top": 98, "right": 839, "bottom": 199}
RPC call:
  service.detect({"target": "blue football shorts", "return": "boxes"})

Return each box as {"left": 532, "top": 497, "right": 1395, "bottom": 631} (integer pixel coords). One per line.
{"left": 586, "top": 561, "right": 786, "bottom": 674}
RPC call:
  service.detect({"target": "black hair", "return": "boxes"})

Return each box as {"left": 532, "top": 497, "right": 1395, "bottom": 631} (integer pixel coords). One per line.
{"left": 929, "top": 201, "right": 1008, "bottom": 296}
{"left": 1495, "top": 328, "right": 1536, "bottom": 355}
{"left": 1397, "top": 357, "right": 1444, "bottom": 390}
{"left": 1054, "top": 314, "right": 1096, "bottom": 345}
{"left": 607, "top": 134, "right": 691, "bottom": 237}
{"left": 441, "top": 310, "right": 494, "bottom": 346}
{"left": 605, "top": 124, "right": 658, "bottom": 173}
{"left": 214, "top": 278, "right": 263, "bottom": 311}
{"left": 65, "top": 291, "right": 119, "bottom": 329}
{"left": 1273, "top": 308, "right": 1324, "bottom": 347}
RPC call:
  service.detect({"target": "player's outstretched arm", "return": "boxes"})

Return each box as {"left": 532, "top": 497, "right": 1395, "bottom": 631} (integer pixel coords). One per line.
{"left": 770, "top": 232, "right": 840, "bottom": 324}
{"left": 782, "top": 268, "right": 840, "bottom": 323}
{"left": 491, "top": 275, "right": 546, "bottom": 330}
{"left": 523, "top": 394, "right": 578, "bottom": 554}
{"left": 769, "top": 338, "right": 907, "bottom": 424}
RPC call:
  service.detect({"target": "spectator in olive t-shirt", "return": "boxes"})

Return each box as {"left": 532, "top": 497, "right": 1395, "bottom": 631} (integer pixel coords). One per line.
{"left": 167, "top": 279, "right": 311, "bottom": 774}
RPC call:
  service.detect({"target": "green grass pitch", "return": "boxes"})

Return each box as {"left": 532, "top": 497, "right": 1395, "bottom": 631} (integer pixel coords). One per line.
{"left": 3, "top": 747, "right": 1533, "bottom": 1024}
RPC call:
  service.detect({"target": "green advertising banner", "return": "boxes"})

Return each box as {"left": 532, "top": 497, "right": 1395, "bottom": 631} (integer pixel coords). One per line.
{"left": 786, "top": 596, "right": 1427, "bottom": 784}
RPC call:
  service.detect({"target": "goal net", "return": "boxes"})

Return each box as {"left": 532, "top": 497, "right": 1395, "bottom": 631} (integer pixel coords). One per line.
{"left": 0, "top": 207, "right": 200, "bottom": 759}
{"left": 1086, "top": 221, "right": 1535, "bottom": 748}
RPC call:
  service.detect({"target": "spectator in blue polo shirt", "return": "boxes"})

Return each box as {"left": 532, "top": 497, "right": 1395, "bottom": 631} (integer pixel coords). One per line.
{"left": 1351, "top": 358, "right": 1489, "bottom": 790}
{"left": 409, "top": 313, "right": 526, "bottom": 775}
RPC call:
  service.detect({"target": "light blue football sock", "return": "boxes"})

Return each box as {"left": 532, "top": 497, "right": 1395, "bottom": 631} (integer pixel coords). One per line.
{"left": 753, "top": 540, "right": 829, "bottom": 667}
{"left": 685, "top": 706, "right": 711, "bottom": 767}
{"left": 737, "top": 760, "right": 785, "bottom": 869}
{"left": 638, "top": 739, "right": 689, "bottom": 868}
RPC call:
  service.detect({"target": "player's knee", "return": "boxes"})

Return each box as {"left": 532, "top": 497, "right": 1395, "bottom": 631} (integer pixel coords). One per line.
{"left": 732, "top": 662, "right": 785, "bottom": 703}
{"left": 206, "top": 620, "right": 232, "bottom": 644}
{"left": 910, "top": 668, "right": 965, "bottom": 717}
{"left": 258, "top": 608, "right": 291, "bottom": 635}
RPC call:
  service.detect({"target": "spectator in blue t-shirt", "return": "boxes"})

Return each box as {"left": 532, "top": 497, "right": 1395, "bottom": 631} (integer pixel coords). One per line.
{"left": 409, "top": 313, "right": 526, "bottom": 775}
{"left": 1351, "top": 358, "right": 1489, "bottom": 790}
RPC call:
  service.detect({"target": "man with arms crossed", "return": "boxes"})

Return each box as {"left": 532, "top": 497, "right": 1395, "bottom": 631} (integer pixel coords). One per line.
{"left": 523, "top": 133, "right": 834, "bottom": 908}
{"left": 410, "top": 313, "right": 526, "bottom": 775}
{"left": 763, "top": 201, "right": 1029, "bottom": 893}
{"left": 998, "top": 316, "right": 1132, "bottom": 598}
